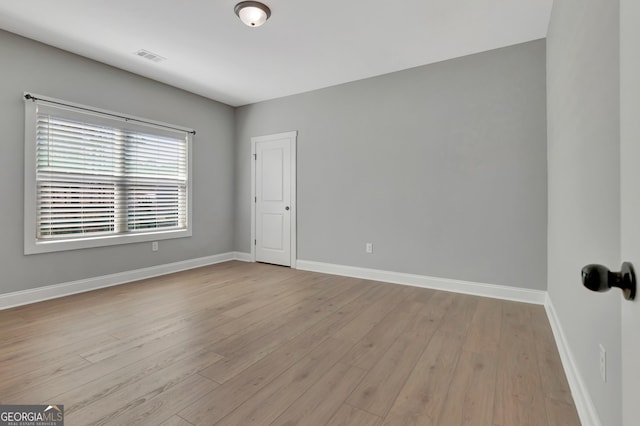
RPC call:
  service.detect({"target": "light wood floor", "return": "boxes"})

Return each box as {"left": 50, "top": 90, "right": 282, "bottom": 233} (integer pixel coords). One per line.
{"left": 0, "top": 261, "right": 579, "bottom": 425}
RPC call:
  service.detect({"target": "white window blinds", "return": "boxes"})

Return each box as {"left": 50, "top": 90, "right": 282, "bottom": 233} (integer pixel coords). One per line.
{"left": 25, "top": 95, "right": 192, "bottom": 254}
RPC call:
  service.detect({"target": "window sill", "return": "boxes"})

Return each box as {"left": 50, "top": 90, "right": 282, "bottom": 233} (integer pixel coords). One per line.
{"left": 24, "top": 228, "right": 192, "bottom": 255}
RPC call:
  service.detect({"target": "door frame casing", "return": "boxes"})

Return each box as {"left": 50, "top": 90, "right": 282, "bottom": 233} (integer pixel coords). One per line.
{"left": 620, "top": 0, "right": 640, "bottom": 423}
{"left": 250, "top": 131, "right": 297, "bottom": 268}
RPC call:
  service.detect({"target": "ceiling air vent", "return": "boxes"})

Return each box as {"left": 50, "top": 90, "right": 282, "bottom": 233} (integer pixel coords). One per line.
{"left": 134, "top": 49, "right": 166, "bottom": 63}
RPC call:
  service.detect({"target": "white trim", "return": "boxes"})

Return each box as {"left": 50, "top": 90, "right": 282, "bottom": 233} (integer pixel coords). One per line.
{"left": 0, "top": 252, "right": 246, "bottom": 311}
{"left": 24, "top": 97, "right": 37, "bottom": 254}
{"left": 545, "top": 294, "right": 601, "bottom": 426}
{"left": 296, "top": 260, "right": 546, "bottom": 304}
{"left": 251, "top": 141, "right": 256, "bottom": 262}
{"left": 250, "top": 131, "right": 298, "bottom": 268}
{"left": 25, "top": 228, "right": 193, "bottom": 255}
{"left": 23, "top": 94, "right": 193, "bottom": 255}
{"left": 290, "top": 135, "right": 297, "bottom": 269}
{"left": 233, "top": 251, "right": 253, "bottom": 262}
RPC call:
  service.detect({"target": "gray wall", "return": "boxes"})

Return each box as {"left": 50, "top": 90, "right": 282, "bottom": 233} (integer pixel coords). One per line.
{"left": 0, "top": 30, "right": 236, "bottom": 294}
{"left": 235, "top": 40, "right": 547, "bottom": 290}
{"left": 547, "top": 0, "right": 622, "bottom": 424}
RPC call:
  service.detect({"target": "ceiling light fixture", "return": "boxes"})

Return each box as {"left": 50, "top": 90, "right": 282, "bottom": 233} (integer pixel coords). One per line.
{"left": 234, "top": 1, "right": 271, "bottom": 27}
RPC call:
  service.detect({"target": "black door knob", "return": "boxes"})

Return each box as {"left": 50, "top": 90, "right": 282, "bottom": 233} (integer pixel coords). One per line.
{"left": 581, "top": 262, "right": 636, "bottom": 300}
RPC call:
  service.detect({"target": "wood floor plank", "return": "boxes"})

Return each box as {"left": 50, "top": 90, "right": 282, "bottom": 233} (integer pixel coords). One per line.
{"left": 0, "top": 262, "right": 579, "bottom": 426}
{"left": 544, "top": 397, "right": 581, "bottom": 426}
{"left": 526, "top": 305, "right": 575, "bottom": 405}
{"left": 182, "top": 332, "right": 324, "bottom": 423}
{"left": 89, "top": 262, "right": 285, "bottom": 319}
{"left": 200, "top": 279, "right": 371, "bottom": 384}
{"left": 0, "top": 306, "right": 112, "bottom": 350}
{"left": 270, "top": 362, "right": 367, "bottom": 426}
{"left": 492, "top": 301, "right": 548, "bottom": 426}
{"left": 436, "top": 350, "right": 497, "bottom": 425}
{"left": 331, "top": 284, "right": 411, "bottom": 342}
{"left": 4, "top": 326, "right": 225, "bottom": 406}
{"left": 347, "top": 300, "right": 443, "bottom": 417}
{"left": 421, "top": 290, "right": 457, "bottom": 319}
{"left": 102, "top": 373, "right": 218, "bottom": 426}
{"left": 382, "top": 330, "right": 464, "bottom": 425}
{"left": 211, "top": 337, "right": 355, "bottom": 426}
{"left": 62, "top": 346, "right": 224, "bottom": 425}
{"left": 182, "top": 284, "right": 385, "bottom": 424}
{"left": 211, "top": 275, "right": 361, "bottom": 337}
{"left": 341, "top": 299, "right": 424, "bottom": 370}
{"left": 326, "top": 404, "right": 382, "bottom": 426}
{"left": 0, "top": 355, "right": 91, "bottom": 404}
{"left": 0, "top": 332, "right": 114, "bottom": 379}
{"left": 158, "top": 415, "right": 194, "bottom": 426}
{"left": 218, "top": 272, "right": 334, "bottom": 319}
{"left": 526, "top": 305, "right": 580, "bottom": 426}
{"left": 86, "top": 316, "right": 227, "bottom": 365}
{"left": 463, "top": 297, "right": 503, "bottom": 353}
{"left": 437, "top": 293, "right": 479, "bottom": 338}
{"left": 210, "top": 275, "right": 357, "bottom": 358}
{"left": 106, "top": 270, "right": 287, "bottom": 325}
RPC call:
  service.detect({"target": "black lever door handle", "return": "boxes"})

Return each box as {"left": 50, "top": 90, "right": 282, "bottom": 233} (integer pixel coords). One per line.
{"left": 581, "top": 262, "right": 636, "bottom": 300}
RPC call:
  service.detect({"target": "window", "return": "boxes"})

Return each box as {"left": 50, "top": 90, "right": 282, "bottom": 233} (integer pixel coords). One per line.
{"left": 24, "top": 94, "right": 193, "bottom": 254}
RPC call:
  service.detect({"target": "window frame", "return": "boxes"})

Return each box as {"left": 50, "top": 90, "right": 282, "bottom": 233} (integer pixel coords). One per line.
{"left": 24, "top": 93, "right": 193, "bottom": 255}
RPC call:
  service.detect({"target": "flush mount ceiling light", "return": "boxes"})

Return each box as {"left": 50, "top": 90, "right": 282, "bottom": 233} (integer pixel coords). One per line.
{"left": 234, "top": 1, "right": 271, "bottom": 27}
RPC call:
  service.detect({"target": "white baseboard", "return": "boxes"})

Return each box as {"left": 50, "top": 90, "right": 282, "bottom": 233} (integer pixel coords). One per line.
{"left": 0, "top": 251, "right": 246, "bottom": 311}
{"left": 232, "top": 251, "right": 253, "bottom": 262}
{"left": 296, "top": 259, "right": 546, "bottom": 305}
{"left": 545, "top": 294, "right": 600, "bottom": 426}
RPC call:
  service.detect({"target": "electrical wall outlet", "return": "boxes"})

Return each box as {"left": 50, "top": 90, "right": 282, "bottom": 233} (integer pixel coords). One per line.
{"left": 152, "top": 241, "right": 158, "bottom": 252}
{"left": 365, "top": 242, "right": 373, "bottom": 254}
{"left": 599, "top": 344, "right": 606, "bottom": 382}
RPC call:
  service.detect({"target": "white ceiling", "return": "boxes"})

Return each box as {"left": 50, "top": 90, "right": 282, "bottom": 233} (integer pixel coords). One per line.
{"left": 0, "top": 1, "right": 553, "bottom": 107}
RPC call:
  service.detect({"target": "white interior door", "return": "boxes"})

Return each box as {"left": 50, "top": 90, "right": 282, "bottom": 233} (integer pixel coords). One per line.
{"left": 620, "top": 0, "right": 640, "bottom": 423}
{"left": 252, "top": 132, "right": 297, "bottom": 267}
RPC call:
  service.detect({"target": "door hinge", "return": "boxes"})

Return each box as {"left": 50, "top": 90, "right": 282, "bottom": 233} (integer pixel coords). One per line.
{"left": 253, "top": 153, "right": 257, "bottom": 160}
{"left": 254, "top": 196, "right": 257, "bottom": 203}
{"left": 254, "top": 239, "right": 257, "bottom": 245}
